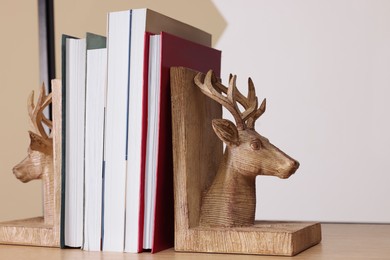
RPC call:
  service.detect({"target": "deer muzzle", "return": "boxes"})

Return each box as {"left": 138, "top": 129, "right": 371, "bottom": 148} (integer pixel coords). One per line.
{"left": 277, "top": 159, "right": 300, "bottom": 179}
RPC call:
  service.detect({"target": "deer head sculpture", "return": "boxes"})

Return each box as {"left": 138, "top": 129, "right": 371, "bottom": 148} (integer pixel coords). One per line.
{"left": 194, "top": 70, "right": 299, "bottom": 228}
{"left": 13, "top": 84, "right": 53, "bottom": 183}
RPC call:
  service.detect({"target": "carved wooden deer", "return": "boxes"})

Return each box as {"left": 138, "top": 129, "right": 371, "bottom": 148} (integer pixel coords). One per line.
{"left": 12, "top": 84, "right": 54, "bottom": 224}
{"left": 194, "top": 70, "right": 299, "bottom": 228}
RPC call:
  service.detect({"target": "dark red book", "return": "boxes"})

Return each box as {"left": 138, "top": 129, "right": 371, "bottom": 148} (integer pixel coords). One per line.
{"left": 146, "top": 32, "right": 221, "bottom": 253}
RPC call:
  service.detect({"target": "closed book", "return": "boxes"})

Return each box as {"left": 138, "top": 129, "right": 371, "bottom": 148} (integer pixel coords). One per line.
{"left": 63, "top": 35, "right": 86, "bottom": 248}
{"left": 83, "top": 33, "right": 107, "bottom": 251}
{"left": 102, "top": 10, "right": 130, "bottom": 252}
{"left": 60, "top": 34, "right": 75, "bottom": 249}
{"left": 144, "top": 32, "right": 221, "bottom": 253}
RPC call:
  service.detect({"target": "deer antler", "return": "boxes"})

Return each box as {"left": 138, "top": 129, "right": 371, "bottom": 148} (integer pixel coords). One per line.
{"left": 195, "top": 70, "right": 245, "bottom": 129}
{"left": 194, "top": 70, "right": 266, "bottom": 130}
{"left": 245, "top": 77, "right": 266, "bottom": 129}
{"left": 28, "top": 83, "right": 53, "bottom": 139}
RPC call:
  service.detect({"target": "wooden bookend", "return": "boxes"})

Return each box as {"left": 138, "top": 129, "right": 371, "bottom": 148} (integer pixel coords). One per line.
{"left": 171, "top": 67, "right": 321, "bottom": 256}
{"left": 0, "top": 79, "right": 62, "bottom": 247}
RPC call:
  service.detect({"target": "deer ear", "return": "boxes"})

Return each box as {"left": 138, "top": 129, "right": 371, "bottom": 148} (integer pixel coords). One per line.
{"left": 212, "top": 119, "right": 239, "bottom": 146}
{"left": 29, "top": 131, "right": 52, "bottom": 154}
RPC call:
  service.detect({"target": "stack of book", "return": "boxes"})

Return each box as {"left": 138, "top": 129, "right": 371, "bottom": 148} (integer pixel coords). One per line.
{"left": 61, "top": 8, "right": 221, "bottom": 253}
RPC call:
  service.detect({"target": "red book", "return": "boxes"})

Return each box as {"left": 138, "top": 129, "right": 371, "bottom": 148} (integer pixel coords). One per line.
{"left": 143, "top": 32, "right": 221, "bottom": 253}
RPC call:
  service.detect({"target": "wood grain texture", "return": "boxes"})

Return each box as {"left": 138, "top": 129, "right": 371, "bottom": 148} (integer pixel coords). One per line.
{"left": 12, "top": 84, "right": 54, "bottom": 224}
{"left": 171, "top": 67, "right": 321, "bottom": 256}
{"left": 0, "top": 79, "right": 62, "bottom": 247}
{"left": 177, "top": 222, "right": 321, "bottom": 255}
{"left": 171, "top": 67, "right": 222, "bottom": 231}
{"left": 194, "top": 70, "right": 299, "bottom": 228}
{"left": 0, "top": 224, "right": 388, "bottom": 259}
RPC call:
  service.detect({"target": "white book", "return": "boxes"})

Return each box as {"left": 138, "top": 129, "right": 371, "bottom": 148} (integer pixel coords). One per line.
{"left": 102, "top": 10, "right": 130, "bottom": 252}
{"left": 83, "top": 47, "right": 107, "bottom": 251}
{"left": 143, "top": 35, "right": 161, "bottom": 249}
{"left": 65, "top": 37, "right": 86, "bottom": 247}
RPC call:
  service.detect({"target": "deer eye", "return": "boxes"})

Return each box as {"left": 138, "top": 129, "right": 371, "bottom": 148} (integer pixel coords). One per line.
{"left": 250, "top": 140, "right": 262, "bottom": 150}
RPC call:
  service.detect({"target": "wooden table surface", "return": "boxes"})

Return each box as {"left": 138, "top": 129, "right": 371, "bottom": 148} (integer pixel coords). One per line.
{"left": 0, "top": 223, "right": 389, "bottom": 260}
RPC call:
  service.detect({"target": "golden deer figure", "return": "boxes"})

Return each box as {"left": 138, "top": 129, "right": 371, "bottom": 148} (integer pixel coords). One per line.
{"left": 12, "top": 84, "right": 54, "bottom": 225}
{"left": 194, "top": 70, "right": 300, "bottom": 228}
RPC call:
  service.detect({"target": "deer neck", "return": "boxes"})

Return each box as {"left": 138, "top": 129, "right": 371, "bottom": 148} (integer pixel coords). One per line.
{"left": 199, "top": 148, "right": 256, "bottom": 227}
{"left": 41, "top": 153, "right": 54, "bottom": 225}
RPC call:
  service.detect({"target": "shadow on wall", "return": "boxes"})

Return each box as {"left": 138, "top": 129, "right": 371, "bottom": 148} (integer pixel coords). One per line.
{"left": 55, "top": 0, "right": 227, "bottom": 77}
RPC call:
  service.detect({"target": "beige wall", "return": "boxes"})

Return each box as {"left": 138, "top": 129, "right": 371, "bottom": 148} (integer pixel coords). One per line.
{"left": 0, "top": 1, "right": 42, "bottom": 221}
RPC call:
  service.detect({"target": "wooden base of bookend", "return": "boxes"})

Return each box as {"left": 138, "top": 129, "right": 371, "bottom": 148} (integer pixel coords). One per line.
{"left": 171, "top": 67, "right": 321, "bottom": 256}
{"left": 176, "top": 222, "right": 321, "bottom": 256}
{"left": 0, "top": 79, "right": 62, "bottom": 247}
{"left": 0, "top": 217, "right": 59, "bottom": 247}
